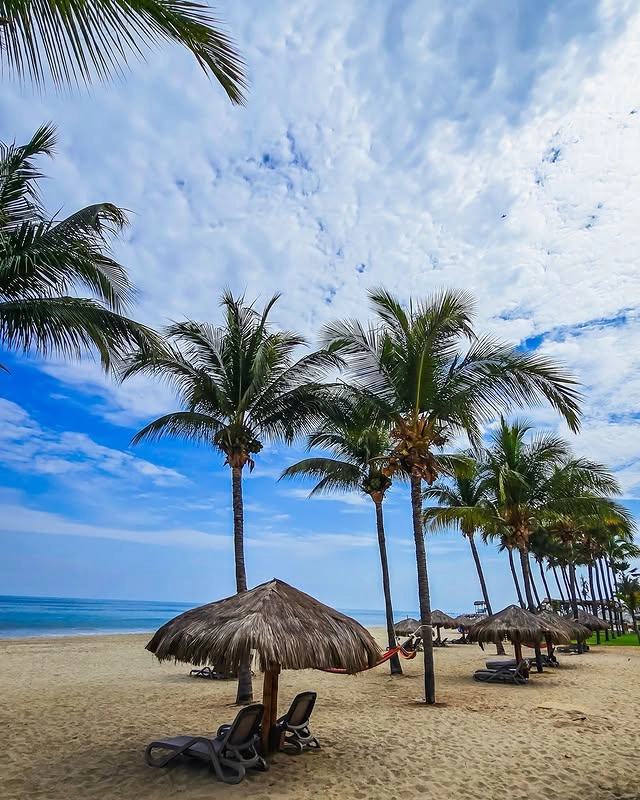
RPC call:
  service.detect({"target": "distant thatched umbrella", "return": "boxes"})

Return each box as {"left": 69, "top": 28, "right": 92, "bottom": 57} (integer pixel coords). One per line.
{"left": 394, "top": 617, "right": 420, "bottom": 637}
{"left": 468, "top": 604, "right": 571, "bottom": 664}
{"left": 454, "top": 614, "right": 478, "bottom": 630}
{"left": 538, "top": 611, "right": 590, "bottom": 641}
{"left": 146, "top": 579, "right": 380, "bottom": 752}
{"left": 431, "top": 610, "right": 457, "bottom": 642}
{"left": 453, "top": 615, "right": 478, "bottom": 642}
{"left": 571, "top": 609, "right": 610, "bottom": 632}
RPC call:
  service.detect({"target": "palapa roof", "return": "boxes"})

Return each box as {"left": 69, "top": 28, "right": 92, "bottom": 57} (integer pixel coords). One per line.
{"left": 570, "top": 609, "right": 610, "bottom": 632}
{"left": 394, "top": 617, "right": 421, "bottom": 636}
{"left": 468, "top": 604, "right": 570, "bottom": 645}
{"left": 454, "top": 614, "right": 479, "bottom": 630}
{"left": 146, "top": 579, "right": 381, "bottom": 674}
{"left": 535, "top": 610, "right": 590, "bottom": 641}
{"left": 431, "top": 609, "right": 457, "bottom": 628}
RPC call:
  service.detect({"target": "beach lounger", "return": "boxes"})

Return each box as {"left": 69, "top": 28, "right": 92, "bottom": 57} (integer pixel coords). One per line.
{"left": 144, "top": 703, "right": 268, "bottom": 783}
{"left": 473, "top": 661, "right": 529, "bottom": 685}
{"left": 275, "top": 691, "right": 320, "bottom": 753}
{"left": 189, "top": 666, "right": 227, "bottom": 679}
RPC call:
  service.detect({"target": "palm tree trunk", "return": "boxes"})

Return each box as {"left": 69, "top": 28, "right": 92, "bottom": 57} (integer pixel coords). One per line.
{"left": 508, "top": 548, "right": 525, "bottom": 608}
{"left": 518, "top": 549, "right": 543, "bottom": 672}
{"left": 593, "top": 560, "right": 611, "bottom": 640}
{"left": 467, "top": 534, "right": 505, "bottom": 655}
{"left": 538, "top": 561, "right": 552, "bottom": 603}
{"left": 561, "top": 565, "right": 573, "bottom": 600}
{"left": 231, "top": 464, "right": 253, "bottom": 704}
{"left": 588, "top": 564, "right": 601, "bottom": 644}
{"left": 552, "top": 566, "right": 566, "bottom": 603}
{"left": 528, "top": 556, "right": 542, "bottom": 607}
{"left": 602, "top": 559, "right": 619, "bottom": 635}
{"left": 410, "top": 472, "right": 435, "bottom": 704}
{"left": 568, "top": 562, "right": 583, "bottom": 653}
{"left": 373, "top": 499, "right": 402, "bottom": 675}
{"left": 609, "top": 560, "right": 623, "bottom": 633}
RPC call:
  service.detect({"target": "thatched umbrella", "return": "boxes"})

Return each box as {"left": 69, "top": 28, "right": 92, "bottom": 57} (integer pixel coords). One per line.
{"left": 394, "top": 617, "right": 420, "bottom": 637}
{"left": 573, "top": 609, "right": 610, "bottom": 632}
{"left": 468, "top": 604, "right": 570, "bottom": 664}
{"left": 538, "top": 611, "right": 590, "bottom": 641}
{"left": 453, "top": 614, "right": 478, "bottom": 643}
{"left": 146, "top": 579, "right": 380, "bottom": 753}
{"left": 535, "top": 610, "right": 589, "bottom": 659}
{"left": 431, "top": 609, "right": 457, "bottom": 642}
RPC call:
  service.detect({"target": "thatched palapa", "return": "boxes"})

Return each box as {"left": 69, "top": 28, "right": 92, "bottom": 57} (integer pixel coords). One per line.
{"left": 431, "top": 609, "right": 457, "bottom": 628}
{"left": 468, "top": 604, "right": 571, "bottom": 664}
{"left": 570, "top": 609, "right": 610, "bottom": 632}
{"left": 537, "top": 610, "right": 590, "bottom": 641}
{"left": 430, "top": 610, "right": 457, "bottom": 643}
{"left": 147, "top": 579, "right": 380, "bottom": 673}
{"left": 454, "top": 614, "right": 478, "bottom": 630}
{"left": 394, "top": 617, "right": 420, "bottom": 637}
{"left": 146, "top": 579, "right": 380, "bottom": 754}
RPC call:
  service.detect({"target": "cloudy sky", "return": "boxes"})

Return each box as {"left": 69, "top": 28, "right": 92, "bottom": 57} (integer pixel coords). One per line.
{"left": 1, "top": 0, "right": 639, "bottom": 614}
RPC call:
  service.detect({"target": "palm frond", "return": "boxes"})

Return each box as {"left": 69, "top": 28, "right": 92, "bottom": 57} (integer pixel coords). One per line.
{"left": 0, "top": 295, "right": 162, "bottom": 371}
{"left": 131, "top": 410, "right": 222, "bottom": 446}
{"left": 0, "top": 122, "right": 56, "bottom": 228}
{"left": 0, "top": 0, "right": 247, "bottom": 103}
{"left": 280, "top": 457, "right": 361, "bottom": 495}
{"left": 1, "top": 205, "right": 134, "bottom": 312}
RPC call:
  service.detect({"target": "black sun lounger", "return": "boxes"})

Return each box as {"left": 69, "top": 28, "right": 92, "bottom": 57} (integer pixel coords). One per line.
{"left": 275, "top": 691, "right": 320, "bottom": 752}
{"left": 189, "top": 666, "right": 227, "bottom": 679}
{"left": 144, "top": 703, "right": 268, "bottom": 783}
{"left": 473, "top": 661, "right": 529, "bottom": 685}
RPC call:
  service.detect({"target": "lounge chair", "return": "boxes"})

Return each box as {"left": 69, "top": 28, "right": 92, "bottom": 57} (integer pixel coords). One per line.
{"left": 275, "top": 691, "right": 320, "bottom": 753}
{"left": 473, "top": 661, "right": 529, "bottom": 685}
{"left": 144, "top": 703, "right": 268, "bottom": 783}
{"left": 189, "top": 666, "right": 227, "bottom": 679}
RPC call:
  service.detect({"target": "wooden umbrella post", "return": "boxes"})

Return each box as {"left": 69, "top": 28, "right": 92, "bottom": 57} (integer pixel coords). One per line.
{"left": 513, "top": 636, "right": 523, "bottom": 665}
{"left": 261, "top": 665, "right": 281, "bottom": 755}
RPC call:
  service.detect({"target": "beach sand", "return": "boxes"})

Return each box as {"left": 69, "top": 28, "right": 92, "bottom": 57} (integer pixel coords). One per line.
{"left": 1, "top": 628, "right": 638, "bottom": 800}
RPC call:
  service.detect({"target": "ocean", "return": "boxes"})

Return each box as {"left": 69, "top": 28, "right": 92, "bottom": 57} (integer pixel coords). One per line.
{"left": 0, "top": 595, "right": 422, "bottom": 639}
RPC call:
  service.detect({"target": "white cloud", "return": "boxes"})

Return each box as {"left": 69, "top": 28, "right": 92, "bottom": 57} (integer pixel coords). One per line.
{"left": 2, "top": 1, "right": 640, "bottom": 602}
{"left": 0, "top": 398, "right": 185, "bottom": 487}
{"left": 0, "top": 490, "right": 376, "bottom": 554}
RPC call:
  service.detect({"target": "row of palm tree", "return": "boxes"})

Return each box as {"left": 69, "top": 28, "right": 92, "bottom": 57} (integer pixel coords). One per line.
{"left": 423, "top": 420, "right": 638, "bottom": 646}
{"left": 2, "top": 131, "right": 636, "bottom": 707}
{"left": 117, "top": 288, "right": 583, "bottom": 705}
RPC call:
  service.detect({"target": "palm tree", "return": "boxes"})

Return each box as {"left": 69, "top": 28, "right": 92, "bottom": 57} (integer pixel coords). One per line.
{"left": 280, "top": 403, "right": 403, "bottom": 674}
{"left": 122, "top": 290, "right": 340, "bottom": 703}
{"left": 422, "top": 454, "right": 506, "bottom": 654}
{"left": 616, "top": 574, "right": 640, "bottom": 643}
{"left": 0, "top": 124, "right": 161, "bottom": 372}
{"left": 0, "top": 0, "right": 246, "bottom": 103}
{"left": 322, "top": 288, "right": 581, "bottom": 703}
{"left": 483, "top": 420, "right": 625, "bottom": 616}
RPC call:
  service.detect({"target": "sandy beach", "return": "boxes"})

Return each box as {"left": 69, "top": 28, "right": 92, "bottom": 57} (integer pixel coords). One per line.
{"left": 1, "top": 628, "right": 638, "bottom": 800}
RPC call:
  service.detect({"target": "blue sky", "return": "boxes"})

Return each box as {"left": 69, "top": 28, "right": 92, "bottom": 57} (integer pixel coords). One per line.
{"left": 1, "top": 0, "right": 639, "bottom": 613}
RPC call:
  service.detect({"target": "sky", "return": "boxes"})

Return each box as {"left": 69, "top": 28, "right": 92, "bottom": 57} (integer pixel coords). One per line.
{"left": 1, "top": 0, "right": 639, "bottom": 615}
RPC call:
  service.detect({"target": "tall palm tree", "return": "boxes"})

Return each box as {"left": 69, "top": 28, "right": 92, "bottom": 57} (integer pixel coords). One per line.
{"left": 122, "top": 290, "right": 340, "bottom": 704}
{"left": 0, "top": 0, "right": 246, "bottom": 103}
{"left": 484, "top": 419, "right": 627, "bottom": 616}
{"left": 322, "top": 288, "right": 581, "bottom": 703}
{"left": 0, "top": 124, "right": 160, "bottom": 372}
{"left": 280, "top": 404, "right": 403, "bottom": 674}
{"left": 616, "top": 574, "right": 640, "bottom": 643}
{"left": 423, "top": 454, "right": 506, "bottom": 655}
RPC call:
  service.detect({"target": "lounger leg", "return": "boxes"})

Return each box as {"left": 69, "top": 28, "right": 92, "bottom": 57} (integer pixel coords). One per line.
{"left": 145, "top": 741, "right": 194, "bottom": 768}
